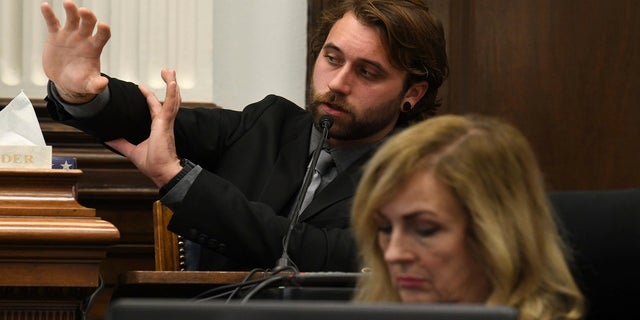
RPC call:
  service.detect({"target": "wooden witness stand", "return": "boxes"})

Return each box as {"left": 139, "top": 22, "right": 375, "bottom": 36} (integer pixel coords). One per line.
{"left": 112, "top": 202, "right": 357, "bottom": 303}
{"left": 0, "top": 168, "right": 119, "bottom": 319}
{"left": 111, "top": 202, "right": 270, "bottom": 300}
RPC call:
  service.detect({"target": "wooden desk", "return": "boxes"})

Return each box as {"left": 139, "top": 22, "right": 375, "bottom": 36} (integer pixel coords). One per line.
{"left": 113, "top": 270, "right": 358, "bottom": 302}
{"left": 0, "top": 169, "right": 119, "bottom": 319}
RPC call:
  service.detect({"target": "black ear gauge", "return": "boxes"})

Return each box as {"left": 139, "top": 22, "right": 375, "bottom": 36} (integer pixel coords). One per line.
{"left": 402, "top": 101, "right": 412, "bottom": 112}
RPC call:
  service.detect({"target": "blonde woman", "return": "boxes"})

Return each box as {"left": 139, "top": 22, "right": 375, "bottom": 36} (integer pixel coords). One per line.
{"left": 352, "top": 114, "right": 584, "bottom": 320}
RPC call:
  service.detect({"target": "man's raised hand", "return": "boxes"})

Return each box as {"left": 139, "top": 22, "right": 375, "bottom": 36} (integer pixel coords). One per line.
{"left": 105, "top": 69, "right": 183, "bottom": 188}
{"left": 41, "top": 0, "right": 110, "bottom": 104}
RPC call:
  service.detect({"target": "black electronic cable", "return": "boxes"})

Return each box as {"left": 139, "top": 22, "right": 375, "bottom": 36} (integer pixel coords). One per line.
{"left": 239, "top": 274, "right": 290, "bottom": 303}
{"left": 80, "top": 273, "right": 104, "bottom": 320}
{"left": 275, "top": 115, "right": 334, "bottom": 271}
{"left": 191, "top": 265, "right": 297, "bottom": 302}
{"left": 225, "top": 268, "right": 265, "bottom": 302}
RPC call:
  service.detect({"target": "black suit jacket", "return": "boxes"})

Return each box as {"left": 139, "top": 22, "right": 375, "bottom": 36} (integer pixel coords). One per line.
{"left": 46, "top": 76, "right": 375, "bottom": 272}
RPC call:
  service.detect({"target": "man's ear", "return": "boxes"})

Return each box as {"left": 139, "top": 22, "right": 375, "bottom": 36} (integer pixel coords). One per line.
{"left": 403, "top": 81, "right": 429, "bottom": 107}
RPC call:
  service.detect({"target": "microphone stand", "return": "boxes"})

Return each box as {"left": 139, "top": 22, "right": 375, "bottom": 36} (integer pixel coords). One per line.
{"left": 274, "top": 115, "right": 334, "bottom": 272}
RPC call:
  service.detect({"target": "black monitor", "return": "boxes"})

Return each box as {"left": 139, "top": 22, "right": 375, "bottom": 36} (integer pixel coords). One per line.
{"left": 106, "top": 298, "right": 518, "bottom": 320}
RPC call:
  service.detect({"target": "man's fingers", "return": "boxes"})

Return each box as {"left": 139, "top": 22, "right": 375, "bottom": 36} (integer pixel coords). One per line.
{"left": 62, "top": 0, "right": 81, "bottom": 30}
{"left": 40, "top": 2, "right": 61, "bottom": 33}
{"left": 161, "top": 68, "right": 176, "bottom": 83}
{"left": 175, "top": 82, "right": 182, "bottom": 106}
{"left": 139, "top": 84, "right": 165, "bottom": 118}
{"left": 93, "top": 22, "right": 112, "bottom": 47}
{"left": 139, "top": 84, "right": 160, "bottom": 106}
{"left": 105, "top": 138, "right": 135, "bottom": 158}
{"left": 139, "top": 72, "right": 181, "bottom": 119}
{"left": 176, "top": 85, "right": 182, "bottom": 106}
{"left": 165, "top": 81, "right": 178, "bottom": 102}
{"left": 139, "top": 84, "right": 157, "bottom": 101}
{"left": 161, "top": 68, "right": 179, "bottom": 100}
{"left": 161, "top": 69, "right": 180, "bottom": 108}
{"left": 77, "top": 8, "right": 98, "bottom": 38}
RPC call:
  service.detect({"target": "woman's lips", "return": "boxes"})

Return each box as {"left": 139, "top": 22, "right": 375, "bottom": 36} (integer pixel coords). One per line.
{"left": 396, "top": 276, "right": 426, "bottom": 288}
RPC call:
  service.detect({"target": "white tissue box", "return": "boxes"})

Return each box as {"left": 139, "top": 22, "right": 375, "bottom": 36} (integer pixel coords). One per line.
{"left": 0, "top": 145, "right": 53, "bottom": 169}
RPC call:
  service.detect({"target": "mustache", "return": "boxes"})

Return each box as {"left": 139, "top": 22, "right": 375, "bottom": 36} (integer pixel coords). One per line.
{"left": 312, "top": 92, "right": 352, "bottom": 112}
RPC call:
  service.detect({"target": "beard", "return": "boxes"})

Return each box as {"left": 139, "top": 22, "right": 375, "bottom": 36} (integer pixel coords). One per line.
{"left": 307, "top": 89, "right": 403, "bottom": 141}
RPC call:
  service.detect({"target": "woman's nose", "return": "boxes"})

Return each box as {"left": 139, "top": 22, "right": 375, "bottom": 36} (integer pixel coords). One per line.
{"left": 383, "top": 231, "right": 416, "bottom": 264}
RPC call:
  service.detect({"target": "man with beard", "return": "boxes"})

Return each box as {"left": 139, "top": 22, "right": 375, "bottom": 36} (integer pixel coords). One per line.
{"left": 40, "top": 0, "right": 448, "bottom": 272}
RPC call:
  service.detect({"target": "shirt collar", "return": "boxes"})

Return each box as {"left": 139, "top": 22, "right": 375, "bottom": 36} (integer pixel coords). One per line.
{"left": 308, "top": 125, "right": 403, "bottom": 173}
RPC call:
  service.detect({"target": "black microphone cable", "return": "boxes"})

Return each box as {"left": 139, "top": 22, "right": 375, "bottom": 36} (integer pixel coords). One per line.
{"left": 191, "top": 116, "right": 335, "bottom": 304}
{"left": 225, "top": 268, "right": 266, "bottom": 302}
{"left": 190, "top": 266, "right": 297, "bottom": 302}
{"left": 274, "top": 115, "right": 334, "bottom": 272}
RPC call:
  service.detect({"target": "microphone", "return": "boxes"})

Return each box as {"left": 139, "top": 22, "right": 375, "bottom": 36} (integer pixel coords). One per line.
{"left": 318, "top": 114, "right": 334, "bottom": 131}
{"left": 275, "top": 115, "right": 334, "bottom": 271}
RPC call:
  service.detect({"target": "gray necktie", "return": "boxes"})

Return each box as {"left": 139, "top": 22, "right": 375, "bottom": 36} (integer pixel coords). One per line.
{"left": 299, "top": 149, "right": 335, "bottom": 213}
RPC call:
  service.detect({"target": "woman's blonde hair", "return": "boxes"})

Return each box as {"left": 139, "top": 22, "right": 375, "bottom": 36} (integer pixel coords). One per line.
{"left": 351, "top": 114, "right": 584, "bottom": 320}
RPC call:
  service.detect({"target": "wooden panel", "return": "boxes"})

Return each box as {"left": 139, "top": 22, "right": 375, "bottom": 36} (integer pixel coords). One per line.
{"left": 35, "top": 99, "right": 158, "bottom": 320}
{"left": 308, "top": 0, "right": 639, "bottom": 190}
{"left": 306, "top": 0, "right": 336, "bottom": 104}
{"left": 153, "top": 201, "right": 183, "bottom": 271}
{"left": 0, "top": 300, "right": 78, "bottom": 320}
{"left": 446, "top": 0, "right": 640, "bottom": 190}
{"left": 0, "top": 169, "right": 119, "bottom": 319}
{"left": 0, "top": 97, "right": 214, "bottom": 319}
{"left": 0, "top": 169, "right": 95, "bottom": 216}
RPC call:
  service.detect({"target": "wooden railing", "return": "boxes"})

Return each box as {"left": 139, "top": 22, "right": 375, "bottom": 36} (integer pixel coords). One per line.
{"left": 0, "top": 168, "right": 119, "bottom": 320}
